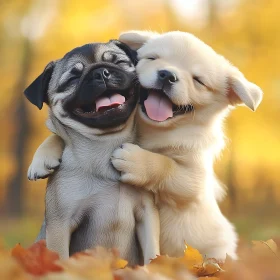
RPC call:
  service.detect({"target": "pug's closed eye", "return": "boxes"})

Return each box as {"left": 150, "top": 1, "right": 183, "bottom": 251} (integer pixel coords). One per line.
{"left": 116, "top": 60, "right": 129, "bottom": 64}
{"left": 58, "top": 63, "right": 84, "bottom": 92}
{"left": 70, "top": 62, "right": 84, "bottom": 75}
{"left": 116, "top": 60, "right": 132, "bottom": 67}
{"left": 116, "top": 60, "right": 134, "bottom": 71}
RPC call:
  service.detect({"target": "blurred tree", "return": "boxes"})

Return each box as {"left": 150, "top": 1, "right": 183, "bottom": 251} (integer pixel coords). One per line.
{"left": 5, "top": 0, "right": 57, "bottom": 217}
{"left": 205, "top": 0, "right": 238, "bottom": 210}
{"left": 6, "top": 38, "right": 31, "bottom": 217}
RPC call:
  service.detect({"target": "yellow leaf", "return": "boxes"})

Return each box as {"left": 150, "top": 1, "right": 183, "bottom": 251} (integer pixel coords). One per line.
{"left": 113, "top": 258, "right": 128, "bottom": 270}
{"left": 58, "top": 247, "right": 125, "bottom": 280}
{"left": 115, "top": 267, "right": 176, "bottom": 280}
{"left": 196, "top": 258, "right": 224, "bottom": 277}
{"left": 148, "top": 255, "right": 193, "bottom": 279}
{"left": 179, "top": 243, "right": 203, "bottom": 270}
{"left": 0, "top": 254, "right": 27, "bottom": 280}
{"left": 252, "top": 239, "right": 279, "bottom": 258}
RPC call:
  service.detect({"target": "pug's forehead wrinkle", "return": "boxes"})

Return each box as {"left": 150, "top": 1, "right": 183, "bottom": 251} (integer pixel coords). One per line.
{"left": 64, "top": 54, "right": 90, "bottom": 69}
{"left": 102, "top": 50, "right": 129, "bottom": 62}
{"left": 75, "top": 62, "right": 84, "bottom": 71}
{"left": 56, "top": 56, "right": 87, "bottom": 87}
{"left": 93, "top": 44, "right": 109, "bottom": 62}
{"left": 102, "top": 51, "right": 116, "bottom": 62}
{"left": 59, "top": 71, "right": 70, "bottom": 85}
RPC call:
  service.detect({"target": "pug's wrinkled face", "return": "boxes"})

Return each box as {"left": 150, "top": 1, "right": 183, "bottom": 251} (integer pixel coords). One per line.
{"left": 24, "top": 41, "right": 138, "bottom": 135}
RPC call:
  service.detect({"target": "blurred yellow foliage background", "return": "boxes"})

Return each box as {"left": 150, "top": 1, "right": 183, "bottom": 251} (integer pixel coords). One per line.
{"left": 0, "top": 0, "right": 279, "bottom": 247}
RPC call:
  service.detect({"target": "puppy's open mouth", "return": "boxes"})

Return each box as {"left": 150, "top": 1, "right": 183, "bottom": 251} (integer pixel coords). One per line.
{"left": 73, "top": 89, "right": 134, "bottom": 118}
{"left": 140, "top": 88, "right": 193, "bottom": 122}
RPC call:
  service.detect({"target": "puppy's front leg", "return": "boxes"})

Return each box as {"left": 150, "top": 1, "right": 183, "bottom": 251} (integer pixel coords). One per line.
{"left": 46, "top": 221, "right": 70, "bottom": 259}
{"left": 112, "top": 144, "right": 204, "bottom": 201}
{"left": 136, "top": 193, "right": 160, "bottom": 264}
{"left": 28, "top": 134, "right": 65, "bottom": 181}
{"left": 111, "top": 143, "right": 173, "bottom": 188}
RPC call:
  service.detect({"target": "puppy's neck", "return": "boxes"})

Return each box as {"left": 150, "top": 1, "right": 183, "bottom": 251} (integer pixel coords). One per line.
{"left": 46, "top": 114, "right": 135, "bottom": 179}
{"left": 137, "top": 105, "right": 229, "bottom": 158}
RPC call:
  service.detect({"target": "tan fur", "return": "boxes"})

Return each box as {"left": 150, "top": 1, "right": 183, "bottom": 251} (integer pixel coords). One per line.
{"left": 27, "top": 42, "right": 160, "bottom": 265}
{"left": 112, "top": 30, "right": 263, "bottom": 260}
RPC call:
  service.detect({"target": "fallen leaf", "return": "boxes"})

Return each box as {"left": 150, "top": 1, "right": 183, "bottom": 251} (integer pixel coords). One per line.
{"left": 59, "top": 247, "right": 126, "bottom": 280}
{"left": 113, "top": 258, "right": 128, "bottom": 270}
{"left": 148, "top": 255, "right": 195, "bottom": 279}
{"left": 115, "top": 267, "right": 174, "bottom": 280}
{"left": 179, "top": 243, "right": 204, "bottom": 270}
{"left": 11, "top": 240, "right": 63, "bottom": 276}
{"left": 196, "top": 258, "right": 224, "bottom": 276}
{"left": 0, "top": 238, "right": 279, "bottom": 279}
{"left": 40, "top": 271, "right": 87, "bottom": 280}
{"left": 252, "top": 239, "right": 279, "bottom": 258}
{"left": 0, "top": 256, "right": 29, "bottom": 280}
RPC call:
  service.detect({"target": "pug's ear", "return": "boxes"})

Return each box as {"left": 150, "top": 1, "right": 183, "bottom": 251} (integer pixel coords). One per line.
{"left": 119, "top": 30, "right": 159, "bottom": 50}
{"left": 24, "top": 61, "right": 55, "bottom": 110}
{"left": 227, "top": 68, "right": 263, "bottom": 111}
{"left": 110, "top": 40, "right": 138, "bottom": 64}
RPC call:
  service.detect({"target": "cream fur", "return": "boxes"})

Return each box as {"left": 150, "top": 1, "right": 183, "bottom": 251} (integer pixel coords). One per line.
{"left": 113, "top": 30, "right": 263, "bottom": 260}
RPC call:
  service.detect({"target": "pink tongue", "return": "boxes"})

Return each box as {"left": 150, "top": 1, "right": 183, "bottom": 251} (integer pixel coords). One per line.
{"left": 95, "top": 93, "right": 125, "bottom": 112}
{"left": 144, "top": 91, "right": 173, "bottom": 121}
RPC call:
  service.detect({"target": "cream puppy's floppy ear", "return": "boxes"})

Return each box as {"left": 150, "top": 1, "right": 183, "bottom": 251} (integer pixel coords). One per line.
{"left": 227, "top": 68, "right": 263, "bottom": 111}
{"left": 119, "top": 30, "right": 159, "bottom": 50}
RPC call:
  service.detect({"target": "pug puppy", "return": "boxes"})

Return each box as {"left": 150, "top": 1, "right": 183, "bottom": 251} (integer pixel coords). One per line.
{"left": 109, "top": 31, "right": 263, "bottom": 260}
{"left": 25, "top": 41, "right": 160, "bottom": 265}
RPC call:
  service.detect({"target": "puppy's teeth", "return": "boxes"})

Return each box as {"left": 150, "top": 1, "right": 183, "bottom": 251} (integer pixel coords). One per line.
{"left": 74, "top": 108, "right": 83, "bottom": 114}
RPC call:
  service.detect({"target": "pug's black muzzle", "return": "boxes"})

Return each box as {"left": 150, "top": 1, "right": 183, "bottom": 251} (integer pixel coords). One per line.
{"left": 64, "top": 64, "right": 138, "bottom": 129}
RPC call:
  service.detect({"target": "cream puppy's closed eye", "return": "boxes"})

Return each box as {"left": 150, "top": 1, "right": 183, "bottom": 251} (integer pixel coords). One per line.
{"left": 114, "top": 30, "right": 263, "bottom": 261}
{"left": 120, "top": 31, "right": 262, "bottom": 121}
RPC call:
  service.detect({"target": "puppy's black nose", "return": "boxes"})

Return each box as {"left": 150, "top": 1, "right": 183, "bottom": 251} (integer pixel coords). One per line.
{"left": 93, "top": 68, "right": 111, "bottom": 81}
{"left": 158, "top": 70, "right": 178, "bottom": 84}
{"left": 103, "top": 69, "right": 111, "bottom": 79}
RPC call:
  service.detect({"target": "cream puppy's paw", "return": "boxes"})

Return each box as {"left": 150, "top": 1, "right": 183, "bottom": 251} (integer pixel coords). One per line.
{"left": 111, "top": 143, "right": 148, "bottom": 186}
{"left": 28, "top": 153, "right": 61, "bottom": 181}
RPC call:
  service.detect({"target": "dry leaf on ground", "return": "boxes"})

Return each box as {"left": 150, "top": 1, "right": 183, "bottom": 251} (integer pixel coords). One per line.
{"left": 11, "top": 240, "right": 63, "bottom": 276}
{"left": 1, "top": 238, "right": 279, "bottom": 279}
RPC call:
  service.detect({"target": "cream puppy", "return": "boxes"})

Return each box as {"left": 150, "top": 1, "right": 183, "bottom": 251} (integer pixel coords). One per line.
{"left": 110, "top": 31, "right": 263, "bottom": 260}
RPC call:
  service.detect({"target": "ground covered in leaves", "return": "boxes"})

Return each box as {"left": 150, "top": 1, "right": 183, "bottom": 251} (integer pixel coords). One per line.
{"left": 1, "top": 239, "right": 280, "bottom": 279}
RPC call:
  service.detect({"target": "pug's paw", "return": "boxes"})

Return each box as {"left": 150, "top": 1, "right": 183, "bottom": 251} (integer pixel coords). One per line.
{"left": 111, "top": 143, "right": 148, "bottom": 186}
{"left": 28, "top": 154, "right": 61, "bottom": 181}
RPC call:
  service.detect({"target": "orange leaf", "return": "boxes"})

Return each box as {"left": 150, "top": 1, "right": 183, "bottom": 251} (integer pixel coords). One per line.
{"left": 11, "top": 240, "right": 63, "bottom": 276}
{"left": 198, "top": 277, "right": 220, "bottom": 280}
{"left": 252, "top": 239, "right": 279, "bottom": 258}
{"left": 58, "top": 247, "right": 126, "bottom": 280}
